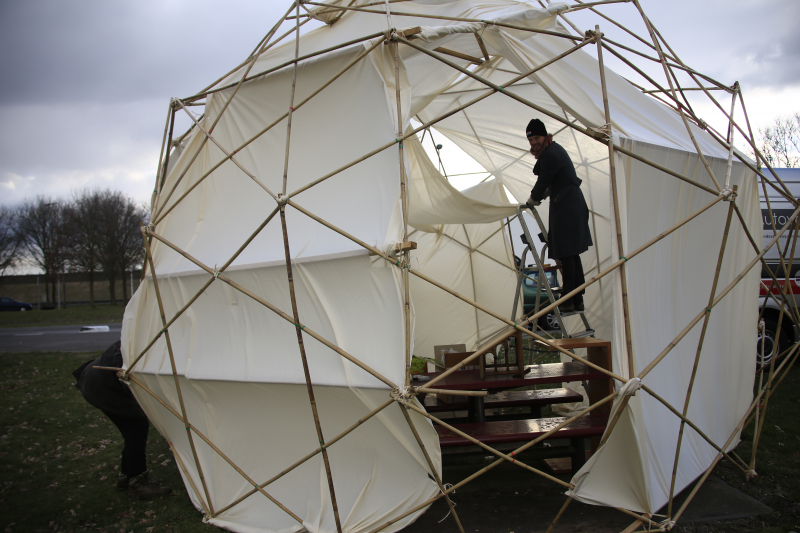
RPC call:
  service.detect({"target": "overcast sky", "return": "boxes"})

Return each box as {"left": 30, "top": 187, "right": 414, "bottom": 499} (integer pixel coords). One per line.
{"left": 1, "top": 0, "right": 798, "bottom": 208}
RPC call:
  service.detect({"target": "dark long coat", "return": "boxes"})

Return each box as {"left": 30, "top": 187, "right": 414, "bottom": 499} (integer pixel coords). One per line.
{"left": 73, "top": 341, "right": 146, "bottom": 419}
{"left": 530, "top": 141, "right": 593, "bottom": 259}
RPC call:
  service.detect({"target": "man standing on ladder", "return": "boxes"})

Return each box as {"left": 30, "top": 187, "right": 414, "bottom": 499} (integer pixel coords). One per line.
{"left": 525, "top": 118, "right": 593, "bottom": 313}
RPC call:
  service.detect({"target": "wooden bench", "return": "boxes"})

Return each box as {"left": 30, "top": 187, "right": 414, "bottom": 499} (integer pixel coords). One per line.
{"left": 423, "top": 388, "right": 583, "bottom": 420}
{"left": 435, "top": 415, "right": 608, "bottom": 471}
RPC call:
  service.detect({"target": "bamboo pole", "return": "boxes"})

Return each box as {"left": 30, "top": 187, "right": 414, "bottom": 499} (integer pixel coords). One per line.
{"left": 474, "top": 32, "right": 490, "bottom": 61}
{"left": 544, "top": 497, "right": 573, "bottom": 533}
{"left": 732, "top": 204, "right": 800, "bottom": 335}
{"left": 366, "top": 392, "right": 620, "bottom": 533}
{"left": 756, "top": 176, "right": 800, "bottom": 322}
{"left": 192, "top": 31, "right": 387, "bottom": 100}
{"left": 562, "top": 0, "right": 631, "bottom": 13}
{"left": 398, "top": 404, "right": 466, "bottom": 533}
{"left": 392, "top": 38, "right": 414, "bottom": 390}
{"left": 125, "top": 373, "right": 304, "bottom": 524}
{"left": 737, "top": 88, "right": 796, "bottom": 200}
{"left": 749, "top": 218, "right": 799, "bottom": 473}
{"left": 405, "top": 402, "right": 572, "bottom": 488}
{"left": 173, "top": 99, "right": 277, "bottom": 200}
{"left": 723, "top": 84, "right": 738, "bottom": 189}
{"left": 169, "top": 442, "right": 210, "bottom": 517}
{"left": 301, "top": 2, "right": 581, "bottom": 41}
{"left": 215, "top": 398, "right": 395, "bottom": 516}
{"left": 637, "top": 202, "right": 800, "bottom": 381}
{"left": 142, "top": 236, "right": 215, "bottom": 515}
{"left": 396, "top": 35, "right": 721, "bottom": 199}
{"left": 639, "top": 383, "right": 749, "bottom": 475}
{"left": 288, "top": 36, "right": 597, "bottom": 199}
{"left": 125, "top": 207, "right": 281, "bottom": 375}
{"left": 596, "top": 26, "right": 635, "bottom": 378}
{"left": 153, "top": 104, "right": 175, "bottom": 214}
{"left": 286, "top": 197, "right": 626, "bottom": 384}
{"left": 328, "top": 0, "right": 357, "bottom": 25}
{"left": 666, "top": 194, "right": 736, "bottom": 519}
{"left": 670, "top": 351, "right": 796, "bottom": 525}
{"left": 154, "top": 35, "right": 388, "bottom": 226}
{"left": 632, "top": 0, "right": 721, "bottom": 192}
{"left": 152, "top": 2, "right": 301, "bottom": 220}
{"left": 281, "top": 2, "right": 302, "bottom": 197}
{"left": 676, "top": 76, "right": 796, "bottom": 204}
{"left": 143, "top": 225, "right": 399, "bottom": 389}
{"left": 156, "top": 1, "right": 300, "bottom": 220}
{"left": 278, "top": 207, "right": 344, "bottom": 533}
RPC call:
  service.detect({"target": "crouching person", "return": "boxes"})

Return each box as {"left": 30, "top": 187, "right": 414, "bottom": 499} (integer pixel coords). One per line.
{"left": 73, "top": 340, "right": 171, "bottom": 499}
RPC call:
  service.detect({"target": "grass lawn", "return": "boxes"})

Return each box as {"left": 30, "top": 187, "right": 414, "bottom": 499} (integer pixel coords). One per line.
{"left": 0, "top": 351, "right": 216, "bottom": 533}
{"left": 0, "top": 306, "right": 127, "bottom": 329}
{"left": 2, "top": 351, "right": 800, "bottom": 533}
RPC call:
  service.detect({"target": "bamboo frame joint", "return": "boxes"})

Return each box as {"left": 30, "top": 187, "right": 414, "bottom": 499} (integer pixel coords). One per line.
{"left": 721, "top": 184, "right": 737, "bottom": 201}
{"left": 277, "top": 193, "right": 289, "bottom": 207}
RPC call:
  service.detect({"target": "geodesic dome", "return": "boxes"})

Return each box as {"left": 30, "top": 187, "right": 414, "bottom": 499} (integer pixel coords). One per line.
{"left": 120, "top": 0, "right": 798, "bottom": 531}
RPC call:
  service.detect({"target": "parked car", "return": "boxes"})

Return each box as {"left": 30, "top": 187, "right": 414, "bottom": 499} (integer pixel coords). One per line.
{"left": 0, "top": 297, "right": 33, "bottom": 312}
{"left": 521, "top": 264, "right": 561, "bottom": 331}
{"left": 759, "top": 168, "right": 800, "bottom": 368}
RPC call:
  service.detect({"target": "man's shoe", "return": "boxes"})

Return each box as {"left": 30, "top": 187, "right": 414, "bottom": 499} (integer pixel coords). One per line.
{"left": 558, "top": 301, "right": 575, "bottom": 313}
{"left": 574, "top": 298, "right": 585, "bottom": 312}
{"left": 116, "top": 474, "right": 129, "bottom": 491}
{"left": 127, "top": 471, "right": 172, "bottom": 500}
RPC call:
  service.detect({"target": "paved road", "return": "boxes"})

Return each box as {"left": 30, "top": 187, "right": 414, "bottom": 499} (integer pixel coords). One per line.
{"left": 0, "top": 323, "right": 122, "bottom": 353}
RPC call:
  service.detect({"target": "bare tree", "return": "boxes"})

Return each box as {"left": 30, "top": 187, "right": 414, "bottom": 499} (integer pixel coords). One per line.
{"left": 97, "top": 191, "right": 147, "bottom": 305}
{"left": 757, "top": 112, "right": 800, "bottom": 168}
{"left": 0, "top": 205, "right": 22, "bottom": 275}
{"left": 64, "top": 190, "right": 103, "bottom": 307}
{"left": 16, "top": 197, "right": 70, "bottom": 303}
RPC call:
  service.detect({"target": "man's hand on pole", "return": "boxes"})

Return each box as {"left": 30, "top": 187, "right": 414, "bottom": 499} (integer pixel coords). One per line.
{"left": 526, "top": 196, "right": 541, "bottom": 209}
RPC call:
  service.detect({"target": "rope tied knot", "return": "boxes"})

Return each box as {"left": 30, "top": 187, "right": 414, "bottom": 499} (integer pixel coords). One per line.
{"left": 697, "top": 119, "right": 708, "bottom": 130}
{"left": 212, "top": 264, "right": 221, "bottom": 279}
{"left": 721, "top": 187, "right": 737, "bottom": 201}
{"left": 277, "top": 194, "right": 289, "bottom": 207}
{"left": 391, "top": 385, "right": 413, "bottom": 404}
{"left": 585, "top": 29, "right": 602, "bottom": 42}
{"left": 746, "top": 469, "right": 758, "bottom": 480}
{"left": 587, "top": 123, "right": 611, "bottom": 140}
{"left": 146, "top": 222, "right": 155, "bottom": 233}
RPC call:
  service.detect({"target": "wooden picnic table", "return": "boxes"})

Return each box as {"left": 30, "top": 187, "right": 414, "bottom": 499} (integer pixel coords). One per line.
{"left": 421, "top": 337, "right": 613, "bottom": 423}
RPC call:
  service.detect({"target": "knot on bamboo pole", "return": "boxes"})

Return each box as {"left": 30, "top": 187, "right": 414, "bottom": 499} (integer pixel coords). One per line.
{"left": 587, "top": 123, "right": 611, "bottom": 141}
{"left": 746, "top": 469, "right": 758, "bottom": 480}
{"left": 696, "top": 119, "right": 708, "bottom": 131}
{"left": 662, "top": 518, "right": 677, "bottom": 530}
{"left": 721, "top": 186, "right": 737, "bottom": 201}
{"left": 276, "top": 194, "right": 289, "bottom": 207}
{"left": 585, "top": 29, "right": 603, "bottom": 42}
{"left": 391, "top": 385, "right": 415, "bottom": 404}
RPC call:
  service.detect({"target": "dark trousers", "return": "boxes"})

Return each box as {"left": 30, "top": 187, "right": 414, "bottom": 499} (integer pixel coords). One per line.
{"left": 560, "top": 255, "right": 585, "bottom": 302}
{"left": 102, "top": 410, "right": 150, "bottom": 477}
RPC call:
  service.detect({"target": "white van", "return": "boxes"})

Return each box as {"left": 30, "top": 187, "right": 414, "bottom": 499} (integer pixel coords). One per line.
{"left": 759, "top": 168, "right": 800, "bottom": 366}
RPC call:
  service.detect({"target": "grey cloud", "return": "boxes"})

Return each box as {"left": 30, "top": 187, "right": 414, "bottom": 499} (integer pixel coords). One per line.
{"left": 0, "top": 0, "right": 280, "bottom": 106}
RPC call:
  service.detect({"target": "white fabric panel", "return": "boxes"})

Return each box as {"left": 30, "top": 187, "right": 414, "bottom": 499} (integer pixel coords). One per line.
{"left": 154, "top": 46, "right": 402, "bottom": 275}
{"left": 407, "top": 179, "right": 518, "bottom": 360}
{"left": 215, "top": 0, "right": 563, "bottom": 90}
{"left": 484, "top": 28, "right": 729, "bottom": 157}
{"left": 124, "top": 254, "right": 407, "bottom": 388}
{"left": 570, "top": 144, "right": 760, "bottom": 513}
{"left": 406, "top": 134, "right": 517, "bottom": 226}
{"left": 130, "top": 374, "right": 439, "bottom": 533}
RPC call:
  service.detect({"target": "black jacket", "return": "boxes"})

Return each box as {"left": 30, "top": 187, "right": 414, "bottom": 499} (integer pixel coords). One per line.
{"left": 530, "top": 141, "right": 593, "bottom": 259}
{"left": 73, "top": 341, "right": 146, "bottom": 419}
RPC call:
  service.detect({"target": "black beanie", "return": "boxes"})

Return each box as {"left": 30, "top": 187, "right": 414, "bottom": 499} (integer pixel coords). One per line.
{"left": 526, "top": 119, "right": 547, "bottom": 137}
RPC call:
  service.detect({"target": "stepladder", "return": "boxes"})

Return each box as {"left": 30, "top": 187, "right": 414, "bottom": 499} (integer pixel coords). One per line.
{"left": 512, "top": 205, "right": 594, "bottom": 339}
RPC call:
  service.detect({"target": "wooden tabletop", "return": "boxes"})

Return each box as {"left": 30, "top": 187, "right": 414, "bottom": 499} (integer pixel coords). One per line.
{"left": 421, "top": 361, "right": 609, "bottom": 392}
